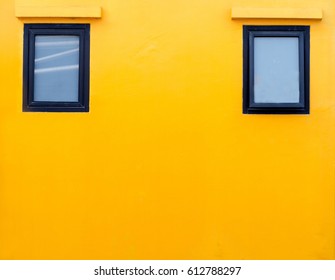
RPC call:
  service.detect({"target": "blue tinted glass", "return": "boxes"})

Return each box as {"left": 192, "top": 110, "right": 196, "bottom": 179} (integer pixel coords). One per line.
{"left": 34, "top": 35, "right": 80, "bottom": 102}
{"left": 254, "top": 37, "right": 300, "bottom": 103}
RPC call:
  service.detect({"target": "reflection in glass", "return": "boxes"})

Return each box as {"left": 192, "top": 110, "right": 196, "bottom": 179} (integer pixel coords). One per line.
{"left": 254, "top": 37, "right": 300, "bottom": 103}
{"left": 34, "top": 36, "right": 80, "bottom": 102}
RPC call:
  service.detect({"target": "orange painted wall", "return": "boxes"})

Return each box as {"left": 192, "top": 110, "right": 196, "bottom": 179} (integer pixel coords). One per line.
{"left": 0, "top": 0, "right": 334, "bottom": 259}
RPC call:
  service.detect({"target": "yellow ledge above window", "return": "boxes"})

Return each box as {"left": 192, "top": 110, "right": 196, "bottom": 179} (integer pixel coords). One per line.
{"left": 231, "top": 7, "right": 323, "bottom": 20}
{"left": 15, "top": 5, "right": 102, "bottom": 18}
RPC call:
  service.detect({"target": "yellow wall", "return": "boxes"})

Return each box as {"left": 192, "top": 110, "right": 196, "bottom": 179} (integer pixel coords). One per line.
{"left": 0, "top": 0, "right": 334, "bottom": 259}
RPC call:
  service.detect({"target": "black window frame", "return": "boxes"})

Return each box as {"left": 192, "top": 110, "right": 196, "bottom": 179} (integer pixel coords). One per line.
{"left": 243, "top": 25, "right": 310, "bottom": 114}
{"left": 23, "top": 24, "right": 90, "bottom": 112}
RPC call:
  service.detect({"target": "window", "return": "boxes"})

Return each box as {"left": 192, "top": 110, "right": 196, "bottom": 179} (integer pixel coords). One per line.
{"left": 23, "top": 24, "right": 90, "bottom": 112}
{"left": 243, "top": 26, "right": 310, "bottom": 114}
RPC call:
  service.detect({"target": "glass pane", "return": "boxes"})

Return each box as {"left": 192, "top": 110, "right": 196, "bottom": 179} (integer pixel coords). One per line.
{"left": 34, "top": 35, "right": 80, "bottom": 102}
{"left": 254, "top": 37, "right": 300, "bottom": 103}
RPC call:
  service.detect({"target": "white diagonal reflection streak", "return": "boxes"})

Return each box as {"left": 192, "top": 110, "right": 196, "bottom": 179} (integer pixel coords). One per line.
{"left": 34, "top": 65, "right": 79, "bottom": 74}
{"left": 35, "top": 48, "right": 79, "bottom": 63}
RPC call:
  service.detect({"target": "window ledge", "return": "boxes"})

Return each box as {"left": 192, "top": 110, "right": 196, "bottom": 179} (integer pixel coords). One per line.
{"left": 15, "top": 5, "right": 102, "bottom": 18}
{"left": 231, "top": 7, "right": 322, "bottom": 20}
